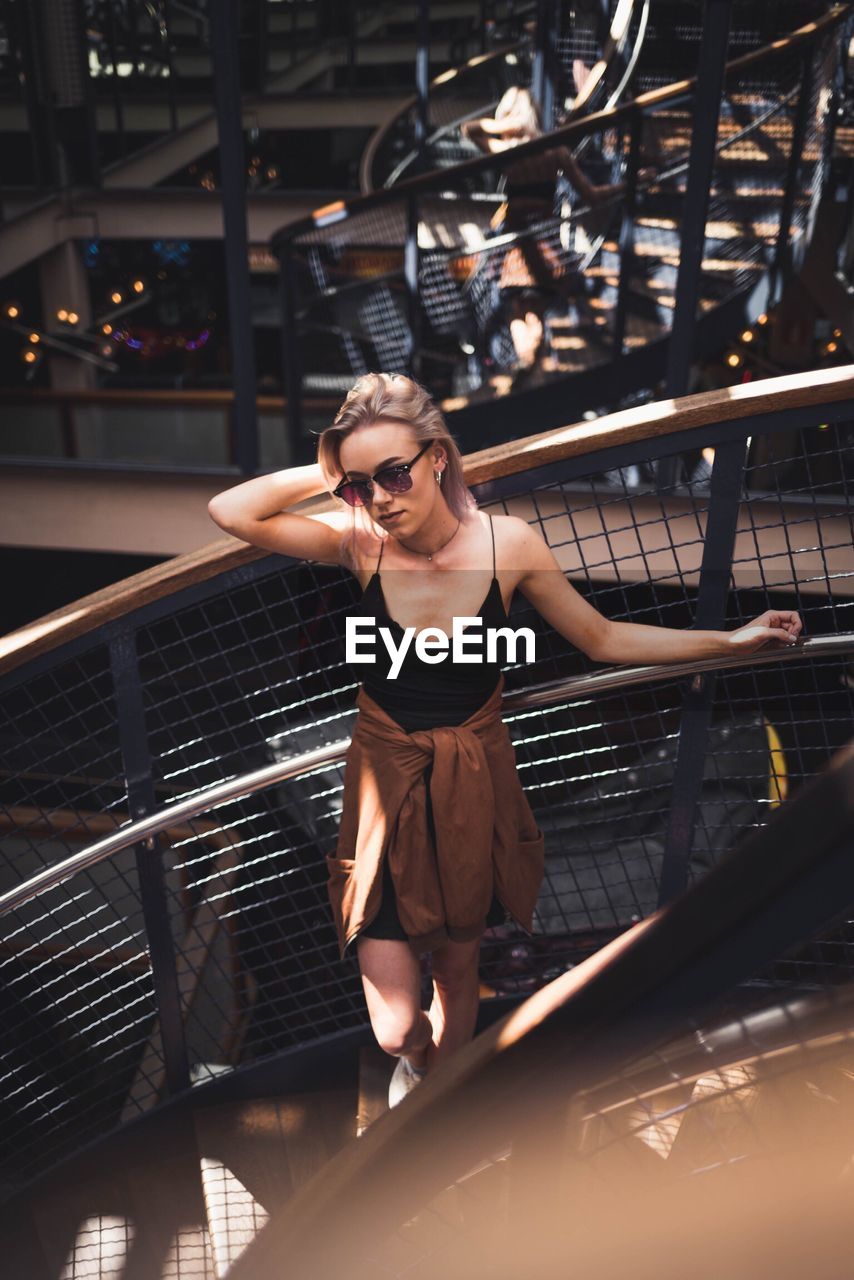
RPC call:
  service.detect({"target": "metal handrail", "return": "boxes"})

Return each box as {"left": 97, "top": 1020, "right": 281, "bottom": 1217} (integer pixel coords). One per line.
{"left": 367, "top": 0, "right": 649, "bottom": 193}
{"left": 2, "top": 633, "right": 848, "bottom": 920}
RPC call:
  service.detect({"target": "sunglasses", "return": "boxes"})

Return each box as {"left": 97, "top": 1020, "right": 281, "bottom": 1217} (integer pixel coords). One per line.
{"left": 332, "top": 442, "right": 433, "bottom": 508}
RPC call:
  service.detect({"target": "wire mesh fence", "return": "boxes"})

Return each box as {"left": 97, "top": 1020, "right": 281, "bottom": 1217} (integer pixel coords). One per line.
{"left": 0, "top": 404, "right": 852, "bottom": 1194}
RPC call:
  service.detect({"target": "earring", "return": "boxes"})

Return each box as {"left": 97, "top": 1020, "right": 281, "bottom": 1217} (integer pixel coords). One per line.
{"left": 435, "top": 471, "right": 442, "bottom": 485}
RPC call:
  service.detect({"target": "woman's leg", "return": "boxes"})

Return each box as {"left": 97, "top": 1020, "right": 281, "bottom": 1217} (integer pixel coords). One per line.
{"left": 422, "top": 934, "right": 483, "bottom": 1071}
{"left": 356, "top": 935, "right": 432, "bottom": 1061}
{"left": 356, "top": 932, "right": 483, "bottom": 1073}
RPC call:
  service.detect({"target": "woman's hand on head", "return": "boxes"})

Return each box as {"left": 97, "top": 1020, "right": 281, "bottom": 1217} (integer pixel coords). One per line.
{"left": 725, "top": 610, "right": 803, "bottom": 654}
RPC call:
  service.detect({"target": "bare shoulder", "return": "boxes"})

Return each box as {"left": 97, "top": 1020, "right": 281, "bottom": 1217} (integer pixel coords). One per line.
{"left": 488, "top": 513, "right": 553, "bottom": 568}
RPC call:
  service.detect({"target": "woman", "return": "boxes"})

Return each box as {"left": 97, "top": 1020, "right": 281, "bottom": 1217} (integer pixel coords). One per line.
{"left": 208, "top": 373, "right": 802, "bottom": 1107}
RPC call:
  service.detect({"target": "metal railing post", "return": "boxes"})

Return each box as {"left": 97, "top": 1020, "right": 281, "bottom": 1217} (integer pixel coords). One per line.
{"left": 531, "top": 0, "right": 558, "bottom": 131}
{"left": 405, "top": 192, "right": 422, "bottom": 379}
{"left": 660, "top": 0, "right": 733, "bottom": 491}
{"left": 109, "top": 631, "right": 190, "bottom": 1096}
{"left": 773, "top": 52, "right": 815, "bottom": 291}
{"left": 612, "top": 110, "right": 643, "bottom": 358}
{"left": 279, "top": 242, "right": 305, "bottom": 462}
{"left": 656, "top": 436, "right": 749, "bottom": 906}
{"left": 415, "top": 0, "right": 430, "bottom": 169}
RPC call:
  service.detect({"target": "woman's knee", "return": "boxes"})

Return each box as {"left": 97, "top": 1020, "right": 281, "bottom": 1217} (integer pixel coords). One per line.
{"left": 373, "top": 1009, "right": 428, "bottom": 1058}
{"left": 357, "top": 936, "right": 428, "bottom": 1056}
{"left": 431, "top": 938, "right": 482, "bottom": 995}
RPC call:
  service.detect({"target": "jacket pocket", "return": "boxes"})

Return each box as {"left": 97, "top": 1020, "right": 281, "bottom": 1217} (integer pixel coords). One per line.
{"left": 494, "top": 828, "right": 545, "bottom": 931}
{"left": 325, "top": 853, "right": 357, "bottom": 931}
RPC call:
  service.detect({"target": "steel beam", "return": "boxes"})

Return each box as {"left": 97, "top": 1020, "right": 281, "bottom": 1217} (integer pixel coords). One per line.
{"left": 209, "top": 0, "right": 259, "bottom": 476}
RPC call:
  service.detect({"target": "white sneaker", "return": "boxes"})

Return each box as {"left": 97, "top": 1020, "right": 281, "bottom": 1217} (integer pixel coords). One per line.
{"left": 388, "top": 1056, "right": 427, "bottom": 1108}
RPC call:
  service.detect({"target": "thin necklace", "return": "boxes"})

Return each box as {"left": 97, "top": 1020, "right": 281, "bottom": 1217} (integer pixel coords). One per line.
{"left": 398, "top": 518, "right": 462, "bottom": 562}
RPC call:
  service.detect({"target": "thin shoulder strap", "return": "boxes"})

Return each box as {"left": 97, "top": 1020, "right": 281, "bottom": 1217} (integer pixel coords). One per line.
{"left": 376, "top": 533, "right": 386, "bottom": 574}
{"left": 489, "top": 514, "right": 496, "bottom": 578}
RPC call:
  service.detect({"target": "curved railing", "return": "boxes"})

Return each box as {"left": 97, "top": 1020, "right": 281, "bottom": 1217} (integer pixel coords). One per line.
{"left": 3, "top": 633, "right": 847, "bottom": 920}
{"left": 228, "top": 735, "right": 854, "bottom": 1280}
{"left": 273, "top": 7, "right": 851, "bottom": 456}
{"left": 0, "top": 367, "right": 852, "bottom": 1197}
{"left": 361, "top": 0, "right": 647, "bottom": 192}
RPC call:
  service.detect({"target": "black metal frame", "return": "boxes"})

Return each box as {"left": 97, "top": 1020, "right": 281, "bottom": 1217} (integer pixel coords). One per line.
{"left": 210, "top": 0, "right": 259, "bottom": 477}
{"left": 110, "top": 629, "right": 190, "bottom": 1094}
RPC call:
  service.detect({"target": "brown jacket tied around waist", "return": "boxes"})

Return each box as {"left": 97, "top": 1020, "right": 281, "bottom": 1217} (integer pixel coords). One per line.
{"left": 326, "top": 677, "right": 545, "bottom": 959}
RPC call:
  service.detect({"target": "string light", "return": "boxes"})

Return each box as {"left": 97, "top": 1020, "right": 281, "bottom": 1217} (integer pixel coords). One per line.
{"left": 67, "top": 311, "right": 79, "bottom": 325}
{"left": 756, "top": 313, "right": 768, "bottom": 325}
{"left": 826, "top": 341, "right": 838, "bottom": 353}
{"left": 23, "top": 349, "right": 37, "bottom": 364}
{"left": 29, "top": 332, "right": 39, "bottom": 344}
{"left": 56, "top": 308, "right": 68, "bottom": 322}
{"left": 5, "top": 302, "right": 20, "bottom": 318}
{"left": 132, "top": 279, "right": 145, "bottom": 294}
{"left": 102, "top": 323, "right": 113, "bottom": 335}
{"left": 833, "top": 328, "right": 841, "bottom": 338}
{"left": 726, "top": 353, "right": 741, "bottom": 367}
{"left": 111, "top": 291, "right": 123, "bottom": 305}
{"left": 740, "top": 330, "right": 753, "bottom": 342}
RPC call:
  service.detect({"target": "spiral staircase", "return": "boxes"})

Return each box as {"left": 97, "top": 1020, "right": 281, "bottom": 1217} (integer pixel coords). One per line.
{"left": 273, "top": 2, "right": 853, "bottom": 455}
{"left": 1, "top": 5, "right": 854, "bottom": 1278}
{"left": 1, "top": 359, "right": 853, "bottom": 1275}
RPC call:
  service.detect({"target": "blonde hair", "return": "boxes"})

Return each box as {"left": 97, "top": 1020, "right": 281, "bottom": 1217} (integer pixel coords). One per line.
{"left": 317, "top": 373, "right": 475, "bottom": 524}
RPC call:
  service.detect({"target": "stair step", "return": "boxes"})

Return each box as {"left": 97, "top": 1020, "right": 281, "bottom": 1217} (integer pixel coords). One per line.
{"left": 24, "top": 1110, "right": 209, "bottom": 1280}
{"left": 193, "top": 1090, "right": 357, "bottom": 1276}
{"left": 635, "top": 215, "right": 780, "bottom": 240}
{"left": 357, "top": 1045, "right": 393, "bottom": 1135}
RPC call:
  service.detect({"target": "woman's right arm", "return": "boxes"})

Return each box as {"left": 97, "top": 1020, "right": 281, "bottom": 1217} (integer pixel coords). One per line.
{"left": 207, "top": 464, "right": 350, "bottom": 566}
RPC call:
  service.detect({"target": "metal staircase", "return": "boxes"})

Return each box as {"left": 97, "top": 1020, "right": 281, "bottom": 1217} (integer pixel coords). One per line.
{"left": 0, "top": 366, "right": 852, "bottom": 1273}
{"left": 273, "top": 6, "right": 851, "bottom": 457}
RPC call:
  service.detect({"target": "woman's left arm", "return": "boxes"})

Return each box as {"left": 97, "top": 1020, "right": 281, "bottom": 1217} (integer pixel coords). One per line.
{"left": 511, "top": 519, "right": 803, "bottom": 664}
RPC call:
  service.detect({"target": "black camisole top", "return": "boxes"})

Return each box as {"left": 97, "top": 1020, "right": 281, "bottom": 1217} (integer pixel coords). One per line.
{"left": 349, "top": 515, "right": 509, "bottom": 733}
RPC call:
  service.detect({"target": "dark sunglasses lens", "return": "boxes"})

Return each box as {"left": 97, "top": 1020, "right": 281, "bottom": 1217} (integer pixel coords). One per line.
{"left": 375, "top": 467, "right": 412, "bottom": 495}
{"left": 337, "top": 482, "right": 369, "bottom": 507}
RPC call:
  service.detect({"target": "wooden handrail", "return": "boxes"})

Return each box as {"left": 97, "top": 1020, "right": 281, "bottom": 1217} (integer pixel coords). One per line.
{"left": 273, "top": 4, "right": 852, "bottom": 251}
{"left": 228, "top": 738, "right": 854, "bottom": 1279}
{"left": 1, "top": 364, "right": 851, "bottom": 677}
